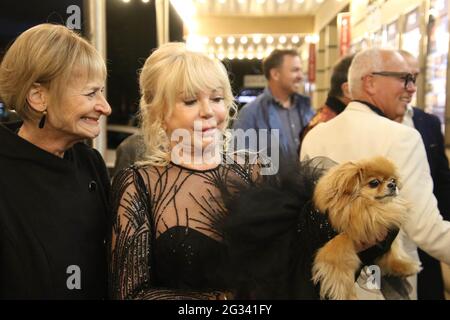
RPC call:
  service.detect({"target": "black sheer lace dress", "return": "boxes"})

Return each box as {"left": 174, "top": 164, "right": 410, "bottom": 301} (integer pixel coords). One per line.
{"left": 110, "top": 155, "right": 403, "bottom": 300}
{"left": 110, "top": 155, "right": 259, "bottom": 300}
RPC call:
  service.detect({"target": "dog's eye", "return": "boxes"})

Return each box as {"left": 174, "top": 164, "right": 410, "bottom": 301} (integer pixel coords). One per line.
{"left": 369, "top": 179, "right": 380, "bottom": 188}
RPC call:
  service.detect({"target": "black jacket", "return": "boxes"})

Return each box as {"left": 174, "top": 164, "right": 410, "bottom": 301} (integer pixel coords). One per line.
{"left": 0, "top": 122, "right": 110, "bottom": 299}
{"left": 412, "top": 107, "right": 450, "bottom": 219}
{"left": 412, "top": 108, "right": 450, "bottom": 300}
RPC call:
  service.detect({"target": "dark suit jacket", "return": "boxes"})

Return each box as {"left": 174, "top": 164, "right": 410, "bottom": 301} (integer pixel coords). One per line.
{"left": 412, "top": 107, "right": 450, "bottom": 300}
{"left": 412, "top": 107, "right": 450, "bottom": 220}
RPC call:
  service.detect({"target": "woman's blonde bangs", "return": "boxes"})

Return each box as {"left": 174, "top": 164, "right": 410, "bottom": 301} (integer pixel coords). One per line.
{"left": 51, "top": 32, "right": 107, "bottom": 99}
{"left": 163, "top": 53, "right": 233, "bottom": 107}
{"left": 72, "top": 48, "right": 107, "bottom": 83}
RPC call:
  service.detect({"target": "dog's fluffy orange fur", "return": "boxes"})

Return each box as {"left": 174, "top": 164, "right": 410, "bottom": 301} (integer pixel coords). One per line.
{"left": 312, "top": 156, "right": 420, "bottom": 300}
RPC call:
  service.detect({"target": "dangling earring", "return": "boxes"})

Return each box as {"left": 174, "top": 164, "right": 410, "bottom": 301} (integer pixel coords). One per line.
{"left": 38, "top": 109, "right": 47, "bottom": 129}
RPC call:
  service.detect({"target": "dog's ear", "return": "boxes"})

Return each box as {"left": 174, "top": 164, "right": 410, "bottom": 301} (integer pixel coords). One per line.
{"left": 336, "top": 163, "right": 363, "bottom": 197}
{"left": 314, "top": 162, "right": 363, "bottom": 213}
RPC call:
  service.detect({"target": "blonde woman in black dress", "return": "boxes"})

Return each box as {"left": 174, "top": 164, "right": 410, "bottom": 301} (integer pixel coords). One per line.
{"left": 110, "top": 43, "right": 261, "bottom": 300}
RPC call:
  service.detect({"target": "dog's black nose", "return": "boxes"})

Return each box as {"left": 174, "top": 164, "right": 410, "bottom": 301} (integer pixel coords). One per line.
{"left": 387, "top": 181, "right": 396, "bottom": 190}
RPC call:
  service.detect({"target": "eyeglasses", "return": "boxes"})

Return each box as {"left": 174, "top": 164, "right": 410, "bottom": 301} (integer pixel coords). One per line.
{"left": 371, "top": 71, "right": 417, "bottom": 89}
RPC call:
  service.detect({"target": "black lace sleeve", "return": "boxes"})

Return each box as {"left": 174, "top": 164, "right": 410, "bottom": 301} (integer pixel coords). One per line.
{"left": 109, "top": 166, "right": 226, "bottom": 300}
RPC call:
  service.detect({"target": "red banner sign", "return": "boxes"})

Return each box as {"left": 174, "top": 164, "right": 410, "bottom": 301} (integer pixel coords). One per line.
{"left": 338, "top": 12, "right": 351, "bottom": 57}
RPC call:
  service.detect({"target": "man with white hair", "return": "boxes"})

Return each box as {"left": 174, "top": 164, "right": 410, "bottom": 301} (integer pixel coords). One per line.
{"left": 300, "top": 48, "right": 450, "bottom": 299}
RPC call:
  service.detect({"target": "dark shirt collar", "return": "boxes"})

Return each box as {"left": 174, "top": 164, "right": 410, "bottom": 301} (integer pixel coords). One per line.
{"left": 353, "top": 100, "right": 387, "bottom": 118}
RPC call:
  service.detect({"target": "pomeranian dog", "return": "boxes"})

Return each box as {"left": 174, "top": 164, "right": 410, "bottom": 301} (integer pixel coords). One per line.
{"left": 312, "top": 156, "right": 420, "bottom": 300}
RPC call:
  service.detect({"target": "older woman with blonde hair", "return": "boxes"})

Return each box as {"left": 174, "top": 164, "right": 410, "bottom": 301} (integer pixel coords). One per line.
{"left": 0, "top": 24, "right": 111, "bottom": 299}
{"left": 109, "top": 42, "right": 264, "bottom": 300}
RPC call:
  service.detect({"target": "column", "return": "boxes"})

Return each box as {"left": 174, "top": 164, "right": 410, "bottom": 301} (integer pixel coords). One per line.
{"left": 155, "top": 0, "right": 170, "bottom": 46}
{"left": 83, "top": 0, "right": 107, "bottom": 157}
